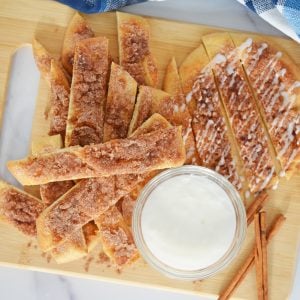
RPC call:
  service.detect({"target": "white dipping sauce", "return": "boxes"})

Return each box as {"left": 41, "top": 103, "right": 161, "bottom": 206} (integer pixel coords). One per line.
{"left": 141, "top": 174, "right": 236, "bottom": 271}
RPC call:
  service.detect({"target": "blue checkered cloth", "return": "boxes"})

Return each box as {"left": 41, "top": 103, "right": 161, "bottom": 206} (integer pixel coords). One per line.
{"left": 55, "top": 0, "right": 148, "bottom": 14}
{"left": 238, "top": 0, "right": 300, "bottom": 42}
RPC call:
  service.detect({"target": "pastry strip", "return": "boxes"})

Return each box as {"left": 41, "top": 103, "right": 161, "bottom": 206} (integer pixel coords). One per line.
{"left": 61, "top": 12, "right": 94, "bottom": 75}
{"left": 48, "top": 60, "right": 71, "bottom": 136}
{"left": 8, "top": 127, "right": 185, "bottom": 185}
{"left": 35, "top": 120, "right": 182, "bottom": 251}
{"left": 103, "top": 62, "right": 137, "bottom": 142}
{"left": 32, "top": 38, "right": 54, "bottom": 86}
{"left": 0, "top": 180, "right": 44, "bottom": 236}
{"left": 202, "top": 33, "right": 278, "bottom": 192}
{"left": 179, "top": 44, "right": 242, "bottom": 190}
{"left": 117, "top": 12, "right": 158, "bottom": 87}
{"left": 65, "top": 37, "right": 109, "bottom": 146}
{"left": 32, "top": 135, "right": 88, "bottom": 263}
{"left": 231, "top": 34, "right": 300, "bottom": 179}
{"left": 163, "top": 57, "right": 200, "bottom": 165}
{"left": 95, "top": 206, "right": 139, "bottom": 266}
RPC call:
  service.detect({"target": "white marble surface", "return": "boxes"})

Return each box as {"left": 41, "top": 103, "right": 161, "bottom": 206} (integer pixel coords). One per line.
{"left": 0, "top": 0, "right": 299, "bottom": 299}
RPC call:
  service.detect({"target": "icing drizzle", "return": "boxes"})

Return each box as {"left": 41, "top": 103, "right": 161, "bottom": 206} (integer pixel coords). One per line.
{"left": 186, "top": 61, "right": 242, "bottom": 190}
{"left": 240, "top": 39, "right": 300, "bottom": 172}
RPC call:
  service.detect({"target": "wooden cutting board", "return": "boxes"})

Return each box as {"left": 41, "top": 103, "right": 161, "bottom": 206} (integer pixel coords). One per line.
{"left": 0, "top": 1, "right": 299, "bottom": 299}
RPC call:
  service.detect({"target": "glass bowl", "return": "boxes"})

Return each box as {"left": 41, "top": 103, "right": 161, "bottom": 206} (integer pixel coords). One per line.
{"left": 132, "top": 165, "right": 246, "bottom": 280}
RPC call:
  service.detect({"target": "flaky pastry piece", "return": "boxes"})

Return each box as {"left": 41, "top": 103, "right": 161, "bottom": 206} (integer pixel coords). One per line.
{"left": 128, "top": 87, "right": 182, "bottom": 135}
{"left": 103, "top": 62, "right": 138, "bottom": 142}
{"left": 163, "top": 57, "right": 200, "bottom": 165}
{"left": 51, "top": 228, "right": 87, "bottom": 264}
{"left": 202, "top": 32, "right": 278, "bottom": 193}
{"left": 65, "top": 37, "right": 109, "bottom": 147}
{"left": 40, "top": 181, "right": 74, "bottom": 207}
{"left": 82, "top": 221, "right": 99, "bottom": 252}
{"left": 31, "top": 135, "right": 75, "bottom": 207}
{"left": 0, "top": 180, "right": 44, "bottom": 236}
{"left": 95, "top": 206, "right": 139, "bottom": 266}
{"left": 231, "top": 33, "right": 300, "bottom": 179}
{"left": 32, "top": 38, "right": 54, "bottom": 86}
{"left": 8, "top": 127, "right": 185, "bottom": 185}
{"left": 179, "top": 44, "right": 242, "bottom": 191}
{"left": 131, "top": 113, "right": 171, "bottom": 137}
{"left": 128, "top": 85, "right": 200, "bottom": 165}
{"left": 35, "top": 118, "right": 182, "bottom": 251}
{"left": 48, "top": 60, "right": 71, "bottom": 136}
{"left": 32, "top": 135, "right": 89, "bottom": 263}
{"left": 117, "top": 12, "right": 158, "bottom": 87}
{"left": 32, "top": 39, "right": 70, "bottom": 120}
{"left": 61, "top": 12, "right": 94, "bottom": 75}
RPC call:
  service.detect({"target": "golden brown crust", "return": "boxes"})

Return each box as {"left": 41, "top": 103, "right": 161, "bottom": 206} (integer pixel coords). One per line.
{"left": 32, "top": 136, "right": 87, "bottom": 262}
{"left": 0, "top": 180, "right": 44, "bottom": 236}
{"left": 230, "top": 34, "right": 300, "bottom": 179}
{"left": 129, "top": 85, "right": 199, "bottom": 164}
{"left": 117, "top": 12, "right": 158, "bottom": 87}
{"left": 180, "top": 43, "right": 242, "bottom": 190}
{"left": 127, "top": 86, "right": 154, "bottom": 135}
{"left": 95, "top": 206, "right": 139, "bottom": 266}
{"left": 49, "top": 60, "right": 71, "bottom": 136}
{"left": 32, "top": 38, "right": 54, "bottom": 85}
{"left": 65, "top": 37, "right": 109, "bottom": 147}
{"left": 36, "top": 175, "right": 146, "bottom": 251}
{"left": 179, "top": 46, "right": 206, "bottom": 115}
{"left": 202, "top": 32, "right": 278, "bottom": 192}
{"left": 163, "top": 57, "right": 200, "bottom": 164}
{"left": 61, "top": 12, "right": 94, "bottom": 74}
{"left": 40, "top": 181, "right": 74, "bottom": 207}
{"left": 8, "top": 127, "right": 185, "bottom": 185}
{"left": 51, "top": 228, "right": 87, "bottom": 263}
{"left": 131, "top": 113, "right": 171, "bottom": 137}
{"left": 103, "top": 62, "right": 137, "bottom": 142}
{"left": 35, "top": 118, "right": 179, "bottom": 251}
{"left": 82, "top": 221, "right": 99, "bottom": 252}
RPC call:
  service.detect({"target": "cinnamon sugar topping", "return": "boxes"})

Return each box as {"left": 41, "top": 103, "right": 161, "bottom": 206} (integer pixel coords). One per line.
{"left": 239, "top": 40, "right": 300, "bottom": 173}
{"left": 48, "top": 62, "right": 70, "bottom": 136}
{"left": 209, "top": 42, "right": 276, "bottom": 192}
{"left": 186, "top": 66, "right": 242, "bottom": 190}
{"left": 40, "top": 181, "right": 74, "bottom": 206}
{"left": 96, "top": 206, "right": 139, "bottom": 266}
{"left": 39, "top": 173, "right": 146, "bottom": 249}
{"left": 103, "top": 63, "right": 137, "bottom": 141}
{"left": 66, "top": 37, "right": 109, "bottom": 146}
{"left": 0, "top": 186, "right": 43, "bottom": 236}
{"left": 120, "top": 21, "right": 150, "bottom": 84}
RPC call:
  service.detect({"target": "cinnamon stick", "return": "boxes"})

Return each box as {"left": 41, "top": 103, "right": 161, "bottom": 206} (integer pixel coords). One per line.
{"left": 246, "top": 192, "right": 269, "bottom": 226}
{"left": 254, "top": 213, "right": 264, "bottom": 300}
{"left": 218, "top": 214, "right": 286, "bottom": 300}
{"left": 261, "top": 212, "right": 268, "bottom": 300}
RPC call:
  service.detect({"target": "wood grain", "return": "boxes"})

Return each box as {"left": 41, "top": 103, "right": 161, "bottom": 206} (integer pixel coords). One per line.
{"left": 0, "top": 1, "right": 299, "bottom": 299}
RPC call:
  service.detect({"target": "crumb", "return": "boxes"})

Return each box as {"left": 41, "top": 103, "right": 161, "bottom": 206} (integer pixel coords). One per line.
{"left": 98, "top": 252, "right": 110, "bottom": 263}
{"left": 47, "top": 253, "right": 52, "bottom": 263}
{"left": 84, "top": 256, "right": 94, "bottom": 272}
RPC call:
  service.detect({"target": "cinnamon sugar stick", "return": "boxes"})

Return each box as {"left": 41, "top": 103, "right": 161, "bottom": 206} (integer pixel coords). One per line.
{"left": 254, "top": 213, "right": 264, "bottom": 300}
{"left": 261, "top": 213, "right": 268, "bottom": 300}
{"left": 218, "top": 214, "right": 286, "bottom": 300}
{"left": 246, "top": 192, "right": 269, "bottom": 226}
